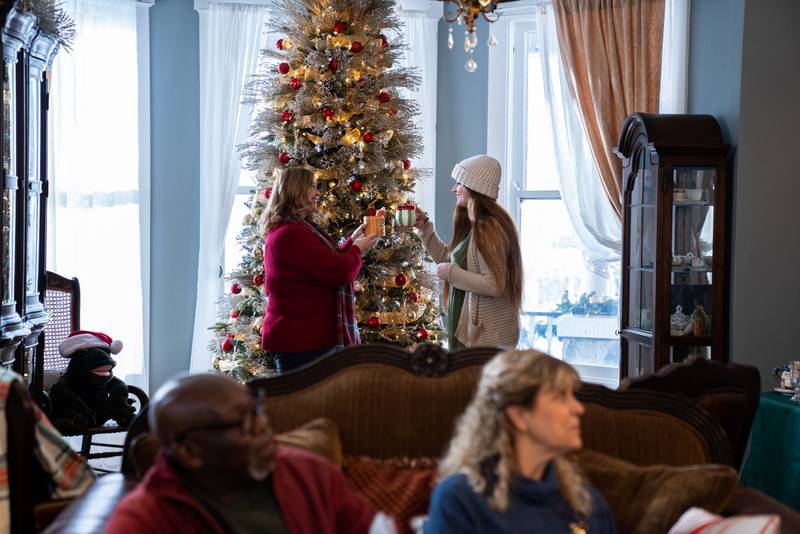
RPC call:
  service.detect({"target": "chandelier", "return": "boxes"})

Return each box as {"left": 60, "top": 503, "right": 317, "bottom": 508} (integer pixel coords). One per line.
{"left": 443, "top": 0, "right": 501, "bottom": 72}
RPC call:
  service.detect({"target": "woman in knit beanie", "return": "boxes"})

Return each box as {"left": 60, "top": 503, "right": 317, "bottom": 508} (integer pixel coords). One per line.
{"left": 413, "top": 155, "right": 523, "bottom": 349}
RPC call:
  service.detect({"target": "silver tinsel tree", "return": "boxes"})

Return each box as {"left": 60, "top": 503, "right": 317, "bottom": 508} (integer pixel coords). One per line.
{"left": 211, "top": 0, "right": 444, "bottom": 380}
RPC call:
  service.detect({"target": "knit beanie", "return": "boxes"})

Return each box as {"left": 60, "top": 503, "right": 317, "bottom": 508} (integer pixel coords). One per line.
{"left": 451, "top": 155, "right": 501, "bottom": 199}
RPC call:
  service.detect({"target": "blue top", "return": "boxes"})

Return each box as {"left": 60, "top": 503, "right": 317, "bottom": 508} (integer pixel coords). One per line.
{"left": 424, "top": 462, "right": 616, "bottom": 534}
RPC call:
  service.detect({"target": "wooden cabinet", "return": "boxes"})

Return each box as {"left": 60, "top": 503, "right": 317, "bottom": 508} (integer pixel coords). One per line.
{"left": 615, "top": 113, "right": 729, "bottom": 379}
{"left": 1, "top": 6, "right": 59, "bottom": 377}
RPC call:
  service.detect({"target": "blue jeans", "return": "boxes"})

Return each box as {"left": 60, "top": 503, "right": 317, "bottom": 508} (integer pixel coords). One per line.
{"left": 273, "top": 345, "right": 336, "bottom": 374}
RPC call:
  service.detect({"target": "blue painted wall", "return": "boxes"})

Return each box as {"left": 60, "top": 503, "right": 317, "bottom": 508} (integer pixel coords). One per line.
{"left": 149, "top": 0, "right": 200, "bottom": 390}
{"left": 434, "top": 19, "right": 490, "bottom": 242}
{"left": 687, "top": 0, "right": 800, "bottom": 388}
{"left": 728, "top": 0, "right": 800, "bottom": 388}
{"left": 687, "top": 0, "right": 745, "bottom": 146}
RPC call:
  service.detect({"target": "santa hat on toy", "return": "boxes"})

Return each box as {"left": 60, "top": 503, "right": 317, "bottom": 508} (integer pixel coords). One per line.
{"left": 59, "top": 330, "right": 123, "bottom": 358}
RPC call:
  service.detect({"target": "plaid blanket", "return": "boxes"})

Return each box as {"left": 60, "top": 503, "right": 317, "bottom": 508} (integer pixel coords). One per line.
{"left": 305, "top": 221, "right": 361, "bottom": 347}
{"left": 0, "top": 370, "right": 94, "bottom": 534}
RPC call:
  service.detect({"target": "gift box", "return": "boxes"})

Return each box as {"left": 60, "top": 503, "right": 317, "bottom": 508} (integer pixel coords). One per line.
{"left": 394, "top": 202, "right": 416, "bottom": 227}
{"left": 364, "top": 208, "right": 386, "bottom": 236}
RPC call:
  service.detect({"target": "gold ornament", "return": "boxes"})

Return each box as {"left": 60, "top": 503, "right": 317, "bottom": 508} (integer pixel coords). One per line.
{"left": 341, "top": 128, "right": 362, "bottom": 145}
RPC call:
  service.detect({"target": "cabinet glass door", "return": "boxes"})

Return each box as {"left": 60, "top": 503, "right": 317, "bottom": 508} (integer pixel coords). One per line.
{"left": 2, "top": 59, "right": 15, "bottom": 305}
{"left": 626, "top": 151, "right": 656, "bottom": 332}
{"left": 669, "top": 167, "right": 715, "bottom": 347}
{"left": 24, "top": 76, "right": 39, "bottom": 296}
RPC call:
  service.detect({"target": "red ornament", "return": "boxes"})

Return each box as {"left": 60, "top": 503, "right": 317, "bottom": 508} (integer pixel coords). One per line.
{"left": 277, "top": 38, "right": 284, "bottom": 50}
{"left": 221, "top": 338, "right": 234, "bottom": 352}
{"left": 387, "top": 107, "right": 397, "bottom": 116}
{"left": 379, "top": 34, "right": 389, "bottom": 48}
{"left": 290, "top": 77, "right": 302, "bottom": 90}
{"left": 367, "top": 316, "right": 381, "bottom": 328}
{"left": 367, "top": 206, "right": 376, "bottom": 216}
{"left": 329, "top": 57, "right": 339, "bottom": 71}
{"left": 230, "top": 309, "right": 240, "bottom": 319}
{"left": 264, "top": 187, "right": 273, "bottom": 199}
{"left": 281, "top": 109, "right": 294, "bottom": 122}
{"left": 322, "top": 107, "right": 335, "bottom": 120}
{"left": 362, "top": 132, "right": 374, "bottom": 143}
{"left": 417, "top": 328, "right": 429, "bottom": 341}
{"left": 230, "top": 281, "right": 241, "bottom": 294}
{"left": 350, "top": 41, "right": 363, "bottom": 54}
{"left": 408, "top": 291, "right": 418, "bottom": 303}
{"left": 395, "top": 273, "right": 407, "bottom": 287}
{"left": 377, "top": 91, "right": 391, "bottom": 104}
{"left": 278, "top": 152, "right": 290, "bottom": 165}
{"left": 403, "top": 159, "right": 411, "bottom": 170}
{"left": 333, "top": 20, "right": 347, "bottom": 35}
{"left": 278, "top": 62, "right": 290, "bottom": 74}
{"left": 252, "top": 274, "right": 264, "bottom": 286}
{"left": 350, "top": 179, "right": 362, "bottom": 192}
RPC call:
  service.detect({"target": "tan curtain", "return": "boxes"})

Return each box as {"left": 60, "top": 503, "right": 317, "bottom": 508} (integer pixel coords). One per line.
{"left": 553, "top": 0, "right": 665, "bottom": 219}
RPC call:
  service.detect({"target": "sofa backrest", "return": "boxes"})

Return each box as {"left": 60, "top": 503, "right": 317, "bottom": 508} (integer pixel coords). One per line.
{"left": 578, "top": 383, "right": 731, "bottom": 466}
{"left": 619, "top": 356, "right": 759, "bottom": 469}
{"left": 249, "top": 344, "right": 731, "bottom": 465}
{"left": 248, "top": 344, "right": 498, "bottom": 459}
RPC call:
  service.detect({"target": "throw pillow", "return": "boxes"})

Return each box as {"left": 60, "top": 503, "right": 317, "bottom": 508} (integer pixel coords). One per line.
{"left": 573, "top": 448, "right": 738, "bottom": 534}
{"left": 343, "top": 456, "right": 438, "bottom": 534}
{"left": 127, "top": 416, "right": 344, "bottom": 477}
{"left": 274, "top": 417, "right": 343, "bottom": 466}
{"left": 668, "top": 507, "right": 780, "bottom": 533}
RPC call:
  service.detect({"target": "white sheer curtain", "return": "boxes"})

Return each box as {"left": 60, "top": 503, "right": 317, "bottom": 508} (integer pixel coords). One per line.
{"left": 48, "top": 0, "right": 147, "bottom": 388}
{"left": 395, "top": 1, "right": 440, "bottom": 223}
{"left": 659, "top": 0, "right": 690, "bottom": 113}
{"left": 189, "top": 4, "right": 268, "bottom": 372}
{"left": 534, "top": 5, "right": 620, "bottom": 269}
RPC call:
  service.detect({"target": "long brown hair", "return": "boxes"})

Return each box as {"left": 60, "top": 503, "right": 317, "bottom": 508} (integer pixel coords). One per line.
{"left": 446, "top": 190, "right": 523, "bottom": 308}
{"left": 262, "top": 167, "right": 315, "bottom": 232}
{"left": 439, "top": 349, "right": 592, "bottom": 516}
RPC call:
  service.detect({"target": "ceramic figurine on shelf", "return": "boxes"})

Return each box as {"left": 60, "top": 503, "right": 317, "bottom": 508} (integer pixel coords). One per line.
{"left": 670, "top": 305, "right": 690, "bottom": 335}
{"left": 691, "top": 305, "right": 709, "bottom": 336}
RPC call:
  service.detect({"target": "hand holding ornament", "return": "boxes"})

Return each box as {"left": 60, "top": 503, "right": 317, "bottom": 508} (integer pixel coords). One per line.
{"left": 412, "top": 205, "right": 429, "bottom": 229}
{"left": 353, "top": 233, "right": 379, "bottom": 255}
{"left": 349, "top": 222, "right": 366, "bottom": 242}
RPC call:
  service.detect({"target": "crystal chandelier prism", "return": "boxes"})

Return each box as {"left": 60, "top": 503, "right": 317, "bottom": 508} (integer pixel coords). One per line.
{"left": 443, "top": 0, "right": 500, "bottom": 72}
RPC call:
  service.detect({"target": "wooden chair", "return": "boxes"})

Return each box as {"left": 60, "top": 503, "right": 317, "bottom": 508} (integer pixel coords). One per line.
{"left": 33, "top": 271, "right": 148, "bottom": 470}
{"left": 619, "top": 355, "right": 760, "bottom": 469}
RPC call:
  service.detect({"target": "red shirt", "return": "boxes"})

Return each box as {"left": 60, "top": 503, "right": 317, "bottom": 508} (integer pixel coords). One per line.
{"left": 261, "top": 221, "right": 362, "bottom": 352}
{"left": 105, "top": 445, "right": 377, "bottom": 534}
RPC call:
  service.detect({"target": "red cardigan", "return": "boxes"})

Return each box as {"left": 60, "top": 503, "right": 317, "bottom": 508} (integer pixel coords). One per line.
{"left": 261, "top": 221, "right": 362, "bottom": 352}
{"left": 105, "top": 445, "right": 377, "bottom": 534}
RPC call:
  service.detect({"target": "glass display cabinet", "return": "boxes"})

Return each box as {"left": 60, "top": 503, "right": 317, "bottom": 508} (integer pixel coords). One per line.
{"left": 0, "top": 6, "right": 58, "bottom": 376}
{"left": 615, "top": 114, "right": 729, "bottom": 379}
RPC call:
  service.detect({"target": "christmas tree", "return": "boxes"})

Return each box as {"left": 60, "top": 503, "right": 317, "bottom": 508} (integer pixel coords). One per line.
{"left": 211, "top": 0, "right": 444, "bottom": 380}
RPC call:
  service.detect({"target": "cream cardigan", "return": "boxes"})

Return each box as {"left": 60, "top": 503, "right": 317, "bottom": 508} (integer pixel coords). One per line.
{"left": 418, "top": 220, "right": 520, "bottom": 348}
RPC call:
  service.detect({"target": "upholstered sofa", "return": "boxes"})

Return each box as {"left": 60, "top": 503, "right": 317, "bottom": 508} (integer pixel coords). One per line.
{"left": 47, "top": 344, "right": 800, "bottom": 533}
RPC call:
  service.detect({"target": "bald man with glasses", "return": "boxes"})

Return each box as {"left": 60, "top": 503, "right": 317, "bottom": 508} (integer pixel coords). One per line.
{"left": 106, "top": 373, "right": 394, "bottom": 534}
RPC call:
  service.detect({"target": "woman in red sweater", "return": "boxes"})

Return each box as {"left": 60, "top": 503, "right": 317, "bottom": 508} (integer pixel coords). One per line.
{"left": 261, "top": 167, "right": 377, "bottom": 373}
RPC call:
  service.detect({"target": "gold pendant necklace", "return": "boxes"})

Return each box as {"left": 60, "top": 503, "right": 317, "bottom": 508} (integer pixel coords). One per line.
{"left": 569, "top": 522, "right": 587, "bottom": 534}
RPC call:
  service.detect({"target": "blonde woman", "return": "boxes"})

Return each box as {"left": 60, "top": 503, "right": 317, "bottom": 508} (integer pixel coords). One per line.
{"left": 413, "top": 155, "right": 522, "bottom": 350}
{"left": 261, "top": 167, "right": 378, "bottom": 373}
{"left": 425, "top": 350, "right": 615, "bottom": 533}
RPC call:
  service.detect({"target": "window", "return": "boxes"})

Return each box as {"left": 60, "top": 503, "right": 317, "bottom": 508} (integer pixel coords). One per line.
{"left": 224, "top": 170, "right": 258, "bottom": 278}
{"left": 488, "top": 4, "right": 620, "bottom": 388}
{"left": 47, "top": 0, "right": 151, "bottom": 389}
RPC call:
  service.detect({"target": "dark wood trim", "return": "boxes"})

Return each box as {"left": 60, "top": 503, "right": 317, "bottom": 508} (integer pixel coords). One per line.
{"left": 247, "top": 344, "right": 503, "bottom": 396}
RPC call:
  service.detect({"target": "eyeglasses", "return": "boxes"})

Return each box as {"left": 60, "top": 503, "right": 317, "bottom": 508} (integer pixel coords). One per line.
{"left": 175, "top": 388, "right": 268, "bottom": 443}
